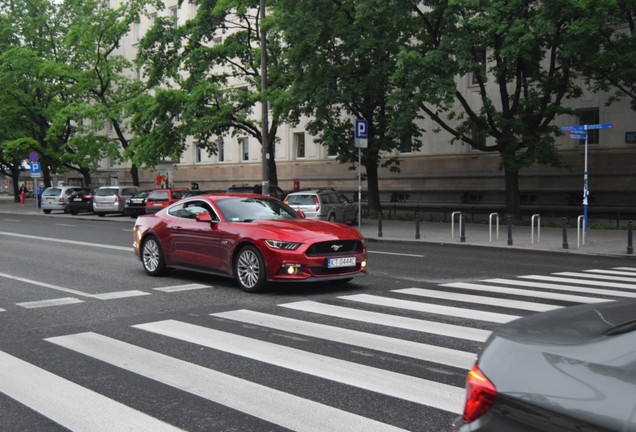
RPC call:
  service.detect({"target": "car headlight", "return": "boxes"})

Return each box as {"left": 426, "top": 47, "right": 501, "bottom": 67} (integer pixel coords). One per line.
{"left": 265, "top": 240, "right": 301, "bottom": 250}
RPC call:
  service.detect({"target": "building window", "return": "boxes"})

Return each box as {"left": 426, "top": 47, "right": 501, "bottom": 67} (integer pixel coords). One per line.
{"left": 218, "top": 137, "right": 225, "bottom": 162}
{"left": 470, "top": 48, "right": 487, "bottom": 86}
{"left": 195, "top": 142, "right": 202, "bottom": 163}
{"left": 134, "top": 20, "right": 141, "bottom": 42}
{"left": 170, "top": 7, "right": 178, "bottom": 26}
{"left": 239, "top": 137, "right": 249, "bottom": 161}
{"left": 294, "top": 132, "right": 305, "bottom": 159}
{"left": 399, "top": 134, "right": 412, "bottom": 153}
{"left": 576, "top": 108, "right": 600, "bottom": 144}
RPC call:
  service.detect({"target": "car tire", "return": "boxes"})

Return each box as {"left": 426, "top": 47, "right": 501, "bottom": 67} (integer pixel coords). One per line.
{"left": 43, "top": 209, "right": 51, "bottom": 214}
{"left": 141, "top": 236, "right": 167, "bottom": 276}
{"left": 97, "top": 212, "right": 105, "bottom": 217}
{"left": 234, "top": 245, "right": 267, "bottom": 293}
{"left": 70, "top": 211, "right": 78, "bottom": 215}
{"left": 328, "top": 213, "right": 336, "bottom": 222}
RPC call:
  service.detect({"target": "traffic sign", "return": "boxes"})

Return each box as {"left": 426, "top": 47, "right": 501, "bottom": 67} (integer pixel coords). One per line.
{"left": 30, "top": 162, "right": 41, "bottom": 177}
{"left": 28, "top": 151, "right": 40, "bottom": 162}
{"left": 569, "top": 131, "right": 587, "bottom": 140}
{"left": 561, "top": 123, "right": 613, "bottom": 132}
{"left": 355, "top": 119, "right": 368, "bottom": 139}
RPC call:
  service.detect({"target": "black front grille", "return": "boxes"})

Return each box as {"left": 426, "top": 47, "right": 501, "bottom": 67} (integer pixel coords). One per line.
{"left": 306, "top": 240, "right": 363, "bottom": 256}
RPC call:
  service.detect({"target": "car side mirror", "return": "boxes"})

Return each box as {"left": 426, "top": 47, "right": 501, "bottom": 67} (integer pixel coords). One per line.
{"left": 195, "top": 212, "right": 215, "bottom": 224}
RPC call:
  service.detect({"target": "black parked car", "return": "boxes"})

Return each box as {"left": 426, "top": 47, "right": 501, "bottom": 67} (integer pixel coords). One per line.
{"left": 453, "top": 299, "right": 636, "bottom": 432}
{"left": 67, "top": 188, "right": 95, "bottom": 215}
{"left": 124, "top": 190, "right": 150, "bottom": 218}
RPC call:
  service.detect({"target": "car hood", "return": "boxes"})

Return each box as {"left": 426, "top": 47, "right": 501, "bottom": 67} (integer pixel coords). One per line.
{"left": 236, "top": 218, "right": 362, "bottom": 241}
{"left": 493, "top": 299, "right": 636, "bottom": 345}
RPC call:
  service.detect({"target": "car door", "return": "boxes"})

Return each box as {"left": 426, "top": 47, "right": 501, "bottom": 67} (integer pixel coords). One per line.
{"left": 338, "top": 192, "right": 356, "bottom": 223}
{"left": 166, "top": 201, "right": 230, "bottom": 273}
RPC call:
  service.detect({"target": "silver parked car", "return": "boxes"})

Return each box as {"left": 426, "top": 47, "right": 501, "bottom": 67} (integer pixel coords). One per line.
{"left": 92, "top": 185, "right": 141, "bottom": 217}
{"left": 284, "top": 188, "right": 358, "bottom": 224}
{"left": 41, "top": 186, "right": 88, "bottom": 214}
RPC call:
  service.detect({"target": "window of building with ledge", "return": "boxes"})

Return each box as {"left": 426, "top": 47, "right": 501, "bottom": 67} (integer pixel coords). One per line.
{"left": 294, "top": 132, "right": 305, "bottom": 159}
{"left": 239, "top": 137, "right": 249, "bottom": 161}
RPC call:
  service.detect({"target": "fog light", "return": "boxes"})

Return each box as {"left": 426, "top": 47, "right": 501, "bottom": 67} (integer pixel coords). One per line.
{"left": 283, "top": 264, "right": 301, "bottom": 275}
{"left": 361, "top": 260, "right": 367, "bottom": 268}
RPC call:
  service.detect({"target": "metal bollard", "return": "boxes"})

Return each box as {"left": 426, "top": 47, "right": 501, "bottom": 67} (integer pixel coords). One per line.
{"left": 628, "top": 220, "right": 633, "bottom": 254}
{"left": 415, "top": 211, "right": 421, "bottom": 240}
{"left": 378, "top": 211, "right": 383, "bottom": 238}
{"left": 460, "top": 215, "right": 466, "bottom": 243}
{"left": 507, "top": 215, "right": 513, "bottom": 246}
{"left": 562, "top": 218, "right": 569, "bottom": 249}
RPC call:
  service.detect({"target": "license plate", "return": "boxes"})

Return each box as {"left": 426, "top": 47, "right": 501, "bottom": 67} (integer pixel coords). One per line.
{"left": 73, "top": 198, "right": 82, "bottom": 201}
{"left": 327, "top": 256, "right": 356, "bottom": 268}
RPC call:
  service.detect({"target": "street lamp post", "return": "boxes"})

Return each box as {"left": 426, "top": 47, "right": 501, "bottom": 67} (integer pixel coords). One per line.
{"left": 259, "top": 0, "right": 269, "bottom": 196}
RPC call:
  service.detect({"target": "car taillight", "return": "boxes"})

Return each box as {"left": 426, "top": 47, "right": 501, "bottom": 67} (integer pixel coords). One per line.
{"left": 462, "top": 364, "right": 496, "bottom": 423}
{"left": 315, "top": 196, "right": 320, "bottom": 211}
{"left": 115, "top": 195, "right": 120, "bottom": 203}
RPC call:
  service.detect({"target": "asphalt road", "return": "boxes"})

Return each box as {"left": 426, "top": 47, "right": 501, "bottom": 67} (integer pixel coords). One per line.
{"left": 0, "top": 213, "right": 634, "bottom": 431}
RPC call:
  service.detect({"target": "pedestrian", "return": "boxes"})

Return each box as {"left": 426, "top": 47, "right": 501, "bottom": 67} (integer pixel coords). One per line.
{"left": 36, "top": 183, "right": 45, "bottom": 208}
{"left": 19, "top": 184, "right": 27, "bottom": 206}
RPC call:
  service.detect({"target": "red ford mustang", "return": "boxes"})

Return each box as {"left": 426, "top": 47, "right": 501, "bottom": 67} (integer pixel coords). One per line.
{"left": 133, "top": 193, "right": 368, "bottom": 292}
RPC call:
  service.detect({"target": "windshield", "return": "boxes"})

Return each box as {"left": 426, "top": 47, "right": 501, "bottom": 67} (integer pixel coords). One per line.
{"left": 216, "top": 197, "right": 300, "bottom": 222}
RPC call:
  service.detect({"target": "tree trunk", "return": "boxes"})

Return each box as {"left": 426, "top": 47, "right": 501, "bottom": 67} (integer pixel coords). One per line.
{"left": 365, "top": 163, "right": 381, "bottom": 216}
{"left": 129, "top": 165, "right": 140, "bottom": 187}
{"left": 504, "top": 167, "right": 521, "bottom": 221}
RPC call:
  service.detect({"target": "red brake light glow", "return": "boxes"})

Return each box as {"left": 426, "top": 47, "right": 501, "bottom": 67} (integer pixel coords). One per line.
{"left": 463, "top": 364, "right": 497, "bottom": 423}
{"left": 314, "top": 196, "right": 320, "bottom": 211}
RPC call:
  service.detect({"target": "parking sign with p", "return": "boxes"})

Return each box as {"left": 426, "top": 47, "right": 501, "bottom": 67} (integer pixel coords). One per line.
{"left": 355, "top": 119, "right": 368, "bottom": 148}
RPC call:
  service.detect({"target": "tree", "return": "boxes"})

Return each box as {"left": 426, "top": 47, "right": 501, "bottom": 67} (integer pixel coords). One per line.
{"left": 395, "top": 0, "right": 607, "bottom": 217}
{"left": 133, "top": 0, "right": 290, "bottom": 185}
{"left": 578, "top": 0, "right": 636, "bottom": 109}
{"left": 272, "top": 0, "right": 418, "bottom": 214}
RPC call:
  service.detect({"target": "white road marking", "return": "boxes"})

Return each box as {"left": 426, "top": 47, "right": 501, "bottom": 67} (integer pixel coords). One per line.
{"left": 0, "top": 231, "right": 132, "bottom": 251}
{"left": 340, "top": 294, "right": 519, "bottom": 323}
{"left": 394, "top": 288, "right": 560, "bottom": 312}
{"left": 520, "top": 275, "right": 636, "bottom": 290}
{"left": 47, "top": 332, "right": 408, "bottom": 432}
{"left": 17, "top": 298, "right": 84, "bottom": 309}
{"left": 485, "top": 278, "right": 636, "bottom": 299}
{"left": 213, "top": 309, "right": 475, "bottom": 370}
{"left": 0, "top": 350, "right": 184, "bottom": 432}
{"left": 0, "top": 272, "right": 149, "bottom": 301}
{"left": 153, "top": 283, "right": 212, "bottom": 293}
{"left": 133, "top": 320, "right": 465, "bottom": 414}
{"left": 280, "top": 300, "right": 491, "bottom": 342}
{"left": 442, "top": 282, "right": 607, "bottom": 304}
{"left": 368, "top": 250, "right": 425, "bottom": 258}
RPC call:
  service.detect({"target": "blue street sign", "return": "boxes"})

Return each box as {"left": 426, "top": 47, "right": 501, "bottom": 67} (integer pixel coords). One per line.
{"left": 355, "top": 119, "right": 368, "bottom": 139}
{"left": 569, "top": 131, "right": 587, "bottom": 140}
{"left": 561, "top": 123, "right": 613, "bottom": 132}
{"left": 29, "top": 162, "right": 41, "bottom": 174}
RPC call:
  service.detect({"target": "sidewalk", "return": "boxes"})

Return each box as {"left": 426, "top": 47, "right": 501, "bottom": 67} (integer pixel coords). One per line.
{"left": 1, "top": 194, "right": 633, "bottom": 257}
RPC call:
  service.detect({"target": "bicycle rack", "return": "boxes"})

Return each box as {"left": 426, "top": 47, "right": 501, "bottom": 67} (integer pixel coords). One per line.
{"left": 531, "top": 214, "right": 541, "bottom": 244}
{"left": 489, "top": 213, "right": 499, "bottom": 242}
{"left": 451, "top": 211, "right": 462, "bottom": 240}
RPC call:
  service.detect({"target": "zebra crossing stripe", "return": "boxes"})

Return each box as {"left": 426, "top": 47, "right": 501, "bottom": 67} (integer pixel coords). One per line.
{"left": 485, "top": 278, "right": 636, "bottom": 299}
{"left": 442, "top": 282, "right": 607, "bottom": 304}
{"left": 46, "top": 332, "right": 408, "bottom": 432}
{"left": 212, "top": 309, "right": 475, "bottom": 370}
{"left": 520, "top": 275, "right": 636, "bottom": 290}
{"left": 279, "top": 301, "right": 491, "bottom": 342}
{"left": 132, "top": 320, "right": 465, "bottom": 414}
{"left": 17, "top": 297, "right": 84, "bottom": 309}
{"left": 0, "top": 350, "right": 183, "bottom": 432}
{"left": 585, "top": 269, "right": 636, "bottom": 276}
{"left": 393, "top": 288, "right": 560, "bottom": 312}
{"left": 153, "top": 283, "right": 211, "bottom": 293}
{"left": 339, "top": 294, "right": 519, "bottom": 323}
{"left": 612, "top": 267, "right": 636, "bottom": 272}
{"left": 555, "top": 271, "right": 636, "bottom": 283}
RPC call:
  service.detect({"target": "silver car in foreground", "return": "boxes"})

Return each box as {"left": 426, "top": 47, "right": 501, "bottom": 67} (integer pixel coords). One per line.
{"left": 454, "top": 299, "right": 636, "bottom": 431}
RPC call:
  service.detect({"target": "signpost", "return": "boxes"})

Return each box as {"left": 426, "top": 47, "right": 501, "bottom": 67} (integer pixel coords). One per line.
{"left": 354, "top": 119, "right": 368, "bottom": 230}
{"left": 560, "top": 123, "right": 614, "bottom": 244}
